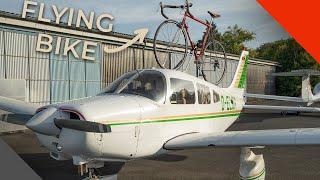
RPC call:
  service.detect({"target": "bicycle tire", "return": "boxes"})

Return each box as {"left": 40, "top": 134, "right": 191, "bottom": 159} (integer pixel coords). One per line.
{"left": 153, "top": 20, "right": 188, "bottom": 69}
{"left": 201, "top": 40, "right": 227, "bottom": 85}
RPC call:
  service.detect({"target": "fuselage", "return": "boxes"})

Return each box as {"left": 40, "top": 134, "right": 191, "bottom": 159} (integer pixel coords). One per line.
{"left": 35, "top": 69, "right": 245, "bottom": 164}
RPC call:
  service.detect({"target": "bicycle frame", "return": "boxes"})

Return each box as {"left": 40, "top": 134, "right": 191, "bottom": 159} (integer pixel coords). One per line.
{"left": 155, "top": 1, "right": 226, "bottom": 82}
{"left": 181, "top": 10, "right": 213, "bottom": 62}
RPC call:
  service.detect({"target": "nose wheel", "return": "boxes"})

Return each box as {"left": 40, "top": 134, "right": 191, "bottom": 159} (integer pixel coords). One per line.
{"left": 78, "top": 162, "right": 118, "bottom": 180}
{"left": 81, "top": 168, "right": 117, "bottom": 180}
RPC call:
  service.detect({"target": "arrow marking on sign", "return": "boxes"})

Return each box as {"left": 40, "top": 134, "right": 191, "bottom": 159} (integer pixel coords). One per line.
{"left": 104, "top": 28, "right": 148, "bottom": 53}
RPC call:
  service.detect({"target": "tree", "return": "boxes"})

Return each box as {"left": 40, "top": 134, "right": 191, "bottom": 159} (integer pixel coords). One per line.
{"left": 219, "top": 25, "right": 255, "bottom": 55}
{"left": 208, "top": 23, "right": 222, "bottom": 42}
{"left": 255, "top": 38, "right": 320, "bottom": 96}
{"left": 204, "top": 24, "right": 255, "bottom": 56}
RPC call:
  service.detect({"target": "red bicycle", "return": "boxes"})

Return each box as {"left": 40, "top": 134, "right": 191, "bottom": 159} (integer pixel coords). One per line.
{"left": 153, "top": 0, "right": 227, "bottom": 84}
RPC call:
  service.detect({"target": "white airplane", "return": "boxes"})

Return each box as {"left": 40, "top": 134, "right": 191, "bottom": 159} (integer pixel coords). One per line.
{"left": 245, "top": 69, "right": 320, "bottom": 106}
{"left": 2, "top": 50, "right": 320, "bottom": 180}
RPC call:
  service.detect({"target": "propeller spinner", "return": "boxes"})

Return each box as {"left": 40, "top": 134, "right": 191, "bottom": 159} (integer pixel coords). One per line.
{"left": 26, "top": 107, "right": 61, "bottom": 136}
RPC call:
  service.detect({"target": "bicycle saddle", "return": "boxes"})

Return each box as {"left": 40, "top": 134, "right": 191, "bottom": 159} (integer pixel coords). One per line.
{"left": 208, "top": 11, "right": 221, "bottom": 19}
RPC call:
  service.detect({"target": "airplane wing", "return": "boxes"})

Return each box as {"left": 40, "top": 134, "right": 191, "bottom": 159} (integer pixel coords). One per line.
{"left": 245, "top": 93, "right": 304, "bottom": 102}
{"left": 0, "top": 114, "right": 34, "bottom": 125}
{"left": 0, "top": 96, "right": 40, "bottom": 125}
{"left": 163, "top": 128, "right": 320, "bottom": 150}
{"left": 0, "top": 96, "right": 39, "bottom": 115}
{"left": 243, "top": 104, "right": 320, "bottom": 113}
{"left": 272, "top": 69, "right": 320, "bottom": 77}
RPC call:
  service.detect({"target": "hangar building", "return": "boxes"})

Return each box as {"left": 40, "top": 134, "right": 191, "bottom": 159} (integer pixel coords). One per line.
{"left": 0, "top": 11, "right": 279, "bottom": 106}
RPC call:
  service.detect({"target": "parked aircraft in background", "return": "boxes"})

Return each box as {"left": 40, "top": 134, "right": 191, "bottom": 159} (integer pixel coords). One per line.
{"left": 245, "top": 69, "right": 320, "bottom": 115}
{"left": 246, "top": 69, "right": 320, "bottom": 106}
{"left": 1, "top": 51, "right": 320, "bottom": 180}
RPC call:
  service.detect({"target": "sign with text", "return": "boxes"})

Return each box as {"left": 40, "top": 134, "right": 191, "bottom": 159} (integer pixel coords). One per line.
{"left": 21, "top": 0, "right": 148, "bottom": 61}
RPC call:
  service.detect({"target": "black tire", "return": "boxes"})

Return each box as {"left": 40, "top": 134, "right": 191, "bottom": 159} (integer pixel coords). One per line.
{"left": 201, "top": 40, "right": 227, "bottom": 85}
{"left": 281, "top": 111, "right": 287, "bottom": 117}
{"left": 153, "top": 20, "right": 188, "bottom": 69}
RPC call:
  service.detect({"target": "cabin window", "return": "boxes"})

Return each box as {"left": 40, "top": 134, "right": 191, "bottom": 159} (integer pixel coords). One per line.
{"left": 212, "top": 89, "right": 220, "bottom": 103}
{"left": 102, "top": 70, "right": 166, "bottom": 103}
{"left": 197, "top": 83, "right": 211, "bottom": 104}
{"left": 170, "top": 78, "right": 195, "bottom": 104}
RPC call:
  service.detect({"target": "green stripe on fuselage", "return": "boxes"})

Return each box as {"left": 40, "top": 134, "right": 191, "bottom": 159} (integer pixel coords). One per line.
{"left": 109, "top": 112, "right": 240, "bottom": 126}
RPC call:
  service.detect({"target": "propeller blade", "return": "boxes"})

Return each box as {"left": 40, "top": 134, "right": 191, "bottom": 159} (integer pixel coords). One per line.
{"left": 0, "top": 114, "right": 33, "bottom": 125}
{"left": 54, "top": 119, "right": 112, "bottom": 133}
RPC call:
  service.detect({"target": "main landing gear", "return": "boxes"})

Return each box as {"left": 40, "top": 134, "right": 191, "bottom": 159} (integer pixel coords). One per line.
{"left": 239, "top": 147, "right": 266, "bottom": 180}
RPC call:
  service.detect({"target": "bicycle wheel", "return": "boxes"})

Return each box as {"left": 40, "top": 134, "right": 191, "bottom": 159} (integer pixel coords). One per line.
{"left": 153, "top": 20, "right": 188, "bottom": 69}
{"left": 201, "top": 40, "right": 227, "bottom": 85}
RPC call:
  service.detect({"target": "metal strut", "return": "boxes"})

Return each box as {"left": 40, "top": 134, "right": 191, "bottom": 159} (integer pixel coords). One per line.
{"left": 239, "top": 147, "right": 265, "bottom": 180}
{"left": 81, "top": 167, "right": 118, "bottom": 180}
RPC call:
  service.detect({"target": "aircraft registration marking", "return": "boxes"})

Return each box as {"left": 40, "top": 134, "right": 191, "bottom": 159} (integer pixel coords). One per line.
{"left": 221, "top": 96, "right": 236, "bottom": 111}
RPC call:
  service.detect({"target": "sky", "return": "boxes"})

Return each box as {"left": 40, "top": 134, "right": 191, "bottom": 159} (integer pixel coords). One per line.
{"left": 0, "top": 0, "right": 290, "bottom": 48}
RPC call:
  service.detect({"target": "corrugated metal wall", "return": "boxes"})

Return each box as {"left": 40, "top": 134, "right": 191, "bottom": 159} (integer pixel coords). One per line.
{"left": 102, "top": 45, "right": 163, "bottom": 88}
{"left": 0, "top": 26, "right": 101, "bottom": 105}
{"left": 247, "top": 63, "right": 276, "bottom": 94}
{"left": 29, "top": 32, "right": 50, "bottom": 105}
{"left": 0, "top": 30, "right": 4, "bottom": 79}
{"left": 0, "top": 24, "right": 277, "bottom": 105}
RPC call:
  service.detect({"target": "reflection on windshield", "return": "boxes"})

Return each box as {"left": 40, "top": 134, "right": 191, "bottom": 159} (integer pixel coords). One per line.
{"left": 101, "top": 70, "right": 166, "bottom": 103}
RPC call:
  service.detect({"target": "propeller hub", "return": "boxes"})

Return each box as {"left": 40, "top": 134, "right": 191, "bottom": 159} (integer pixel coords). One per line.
{"left": 26, "top": 107, "right": 61, "bottom": 136}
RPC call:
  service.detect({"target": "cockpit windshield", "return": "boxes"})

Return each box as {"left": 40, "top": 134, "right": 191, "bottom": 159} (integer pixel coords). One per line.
{"left": 101, "top": 70, "right": 166, "bottom": 103}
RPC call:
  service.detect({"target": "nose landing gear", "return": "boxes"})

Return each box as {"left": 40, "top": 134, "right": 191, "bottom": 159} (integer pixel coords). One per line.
{"left": 81, "top": 168, "right": 117, "bottom": 180}
{"left": 78, "top": 162, "right": 118, "bottom": 180}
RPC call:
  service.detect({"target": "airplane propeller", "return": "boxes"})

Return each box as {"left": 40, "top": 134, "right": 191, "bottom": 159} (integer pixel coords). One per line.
{"left": 25, "top": 107, "right": 112, "bottom": 136}
{"left": 54, "top": 118, "right": 111, "bottom": 133}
